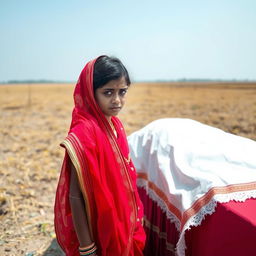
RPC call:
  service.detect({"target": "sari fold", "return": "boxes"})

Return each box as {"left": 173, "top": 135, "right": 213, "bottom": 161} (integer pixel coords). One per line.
{"left": 54, "top": 57, "right": 145, "bottom": 256}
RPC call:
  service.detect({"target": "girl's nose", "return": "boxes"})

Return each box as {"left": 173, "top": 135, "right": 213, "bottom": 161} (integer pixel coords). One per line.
{"left": 112, "top": 93, "right": 121, "bottom": 104}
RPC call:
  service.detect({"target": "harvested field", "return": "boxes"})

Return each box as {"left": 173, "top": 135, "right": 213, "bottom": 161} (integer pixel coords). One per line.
{"left": 0, "top": 82, "right": 256, "bottom": 255}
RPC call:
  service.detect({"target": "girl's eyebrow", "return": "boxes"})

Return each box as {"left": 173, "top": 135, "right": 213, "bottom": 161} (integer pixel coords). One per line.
{"left": 103, "top": 86, "right": 128, "bottom": 90}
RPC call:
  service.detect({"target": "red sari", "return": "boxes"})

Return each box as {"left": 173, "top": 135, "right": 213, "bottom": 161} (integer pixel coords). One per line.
{"left": 54, "top": 57, "right": 146, "bottom": 256}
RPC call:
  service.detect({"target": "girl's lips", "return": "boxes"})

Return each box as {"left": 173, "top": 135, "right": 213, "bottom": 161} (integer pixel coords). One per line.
{"left": 110, "top": 107, "right": 121, "bottom": 110}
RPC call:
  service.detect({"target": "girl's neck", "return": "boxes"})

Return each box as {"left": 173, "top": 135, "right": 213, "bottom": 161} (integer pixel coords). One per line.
{"left": 105, "top": 116, "right": 112, "bottom": 122}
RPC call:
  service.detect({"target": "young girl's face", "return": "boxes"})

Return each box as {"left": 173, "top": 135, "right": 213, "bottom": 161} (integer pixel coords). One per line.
{"left": 94, "top": 76, "right": 129, "bottom": 121}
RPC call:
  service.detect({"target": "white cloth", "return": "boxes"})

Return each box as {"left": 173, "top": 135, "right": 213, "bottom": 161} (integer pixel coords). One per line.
{"left": 128, "top": 118, "right": 256, "bottom": 256}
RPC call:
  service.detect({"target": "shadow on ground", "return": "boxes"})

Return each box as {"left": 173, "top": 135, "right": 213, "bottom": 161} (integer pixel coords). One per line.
{"left": 43, "top": 239, "right": 64, "bottom": 256}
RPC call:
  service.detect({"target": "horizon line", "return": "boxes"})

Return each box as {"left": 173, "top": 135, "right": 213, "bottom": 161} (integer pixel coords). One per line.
{"left": 1, "top": 78, "right": 256, "bottom": 84}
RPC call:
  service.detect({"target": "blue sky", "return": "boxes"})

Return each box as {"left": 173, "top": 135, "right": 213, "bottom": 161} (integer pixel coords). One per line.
{"left": 0, "top": 0, "right": 256, "bottom": 82}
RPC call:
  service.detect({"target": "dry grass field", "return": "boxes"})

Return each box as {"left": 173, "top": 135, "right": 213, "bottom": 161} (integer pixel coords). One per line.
{"left": 0, "top": 82, "right": 256, "bottom": 255}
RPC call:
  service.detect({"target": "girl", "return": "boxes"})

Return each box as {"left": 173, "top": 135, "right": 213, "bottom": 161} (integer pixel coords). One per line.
{"left": 54, "top": 56, "right": 146, "bottom": 256}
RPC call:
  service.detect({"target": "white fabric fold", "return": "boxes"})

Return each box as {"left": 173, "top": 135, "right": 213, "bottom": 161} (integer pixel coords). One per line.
{"left": 128, "top": 118, "right": 256, "bottom": 256}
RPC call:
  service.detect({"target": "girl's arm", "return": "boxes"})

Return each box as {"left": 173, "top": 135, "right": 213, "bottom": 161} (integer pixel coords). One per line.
{"left": 69, "top": 160, "right": 94, "bottom": 248}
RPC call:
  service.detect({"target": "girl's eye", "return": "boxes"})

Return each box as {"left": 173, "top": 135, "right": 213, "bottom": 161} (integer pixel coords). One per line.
{"left": 103, "top": 91, "right": 112, "bottom": 96}
{"left": 119, "top": 89, "right": 127, "bottom": 96}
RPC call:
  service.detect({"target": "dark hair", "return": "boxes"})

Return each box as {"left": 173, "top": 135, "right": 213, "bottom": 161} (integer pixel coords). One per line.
{"left": 93, "top": 56, "right": 131, "bottom": 92}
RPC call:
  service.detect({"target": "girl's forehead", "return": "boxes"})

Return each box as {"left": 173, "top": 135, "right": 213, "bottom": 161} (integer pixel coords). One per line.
{"left": 101, "top": 77, "right": 128, "bottom": 89}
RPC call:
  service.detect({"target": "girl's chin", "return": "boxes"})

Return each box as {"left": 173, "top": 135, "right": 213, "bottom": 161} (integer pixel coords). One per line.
{"left": 109, "top": 108, "right": 121, "bottom": 115}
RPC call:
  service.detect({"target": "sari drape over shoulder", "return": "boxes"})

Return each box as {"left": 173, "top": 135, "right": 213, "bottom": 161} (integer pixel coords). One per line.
{"left": 54, "top": 57, "right": 146, "bottom": 256}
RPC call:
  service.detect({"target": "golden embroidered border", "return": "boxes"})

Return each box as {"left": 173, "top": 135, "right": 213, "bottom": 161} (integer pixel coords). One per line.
{"left": 137, "top": 173, "right": 181, "bottom": 221}
{"left": 106, "top": 122, "right": 137, "bottom": 256}
{"left": 138, "top": 172, "right": 256, "bottom": 230}
{"left": 182, "top": 181, "right": 256, "bottom": 229}
{"left": 60, "top": 135, "right": 94, "bottom": 239}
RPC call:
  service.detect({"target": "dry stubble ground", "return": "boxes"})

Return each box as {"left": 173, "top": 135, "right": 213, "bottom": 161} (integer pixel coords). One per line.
{"left": 0, "top": 82, "right": 256, "bottom": 255}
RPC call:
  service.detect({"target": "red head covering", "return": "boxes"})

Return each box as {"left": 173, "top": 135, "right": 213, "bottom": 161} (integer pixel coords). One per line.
{"left": 54, "top": 57, "right": 145, "bottom": 256}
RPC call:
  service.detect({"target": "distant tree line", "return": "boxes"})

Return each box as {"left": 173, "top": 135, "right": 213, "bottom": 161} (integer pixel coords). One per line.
{"left": 0, "top": 79, "right": 255, "bottom": 84}
{"left": 0, "top": 80, "right": 74, "bottom": 84}
{"left": 138, "top": 78, "right": 254, "bottom": 83}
